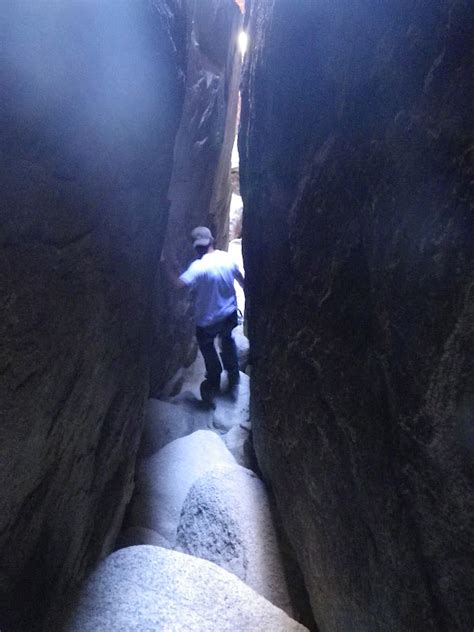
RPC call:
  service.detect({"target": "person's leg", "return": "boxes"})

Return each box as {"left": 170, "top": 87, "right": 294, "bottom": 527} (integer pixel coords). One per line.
{"left": 219, "top": 311, "right": 240, "bottom": 387}
{"left": 196, "top": 326, "right": 222, "bottom": 389}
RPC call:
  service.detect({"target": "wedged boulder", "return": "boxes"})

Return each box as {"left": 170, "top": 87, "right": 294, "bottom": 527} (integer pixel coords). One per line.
{"left": 223, "top": 424, "right": 257, "bottom": 472}
{"left": 234, "top": 324, "right": 250, "bottom": 371}
{"left": 65, "top": 546, "right": 307, "bottom": 632}
{"left": 176, "top": 464, "right": 293, "bottom": 616}
{"left": 138, "top": 398, "right": 211, "bottom": 458}
{"left": 229, "top": 198, "right": 244, "bottom": 241}
{"left": 127, "top": 430, "right": 235, "bottom": 543}
{"left": 115, "top": 527, "right": 171, "bottom": 551}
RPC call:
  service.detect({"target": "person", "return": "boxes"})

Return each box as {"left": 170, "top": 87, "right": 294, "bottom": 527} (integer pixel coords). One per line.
{"left": 175, "top": 226, "right": 245, "bottom": 406}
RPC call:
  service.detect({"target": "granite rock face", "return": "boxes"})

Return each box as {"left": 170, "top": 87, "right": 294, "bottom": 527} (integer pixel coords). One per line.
{"left": 240, "top": 1, "right": 474, "bottom": 631}
{"left": 64, "top": 546, "right": 308, "bottom": 632}
{"left": 151, "top": 0, "right": 243, "bottom": 396}
{"left": 0, "top": 2, "right": 186, "bottom": 629}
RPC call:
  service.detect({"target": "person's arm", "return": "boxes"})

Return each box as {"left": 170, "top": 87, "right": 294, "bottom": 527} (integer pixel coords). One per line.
{"left": 161, "top": 252, "right": 190, "bottom": 289}
{"left": 174, "top": 275, "right": 187, "bottom": 289}
{"left": 234, "top": 267, "right": 245, "bottom": 289}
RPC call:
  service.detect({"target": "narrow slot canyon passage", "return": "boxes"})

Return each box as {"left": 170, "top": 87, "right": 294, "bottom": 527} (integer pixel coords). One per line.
{"left": 1, "top": 1, "right": 473, "bottom": 632}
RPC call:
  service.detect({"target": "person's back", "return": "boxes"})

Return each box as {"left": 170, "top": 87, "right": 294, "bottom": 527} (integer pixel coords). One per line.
{"left": 183, "top": 249, "right": 238, "bottom": 328}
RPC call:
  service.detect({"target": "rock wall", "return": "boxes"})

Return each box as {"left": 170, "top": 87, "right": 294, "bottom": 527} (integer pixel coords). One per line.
{"left": 240, "top": 1, "right": 474, "bottom": 631}
{"left": 0, "top": 2, "right": 186, "bottom": 630}
{"left": 151, "top": 0, "right": 242, "bottom": 396}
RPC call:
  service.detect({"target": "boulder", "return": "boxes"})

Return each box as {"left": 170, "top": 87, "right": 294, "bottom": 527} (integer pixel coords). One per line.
{"left": 223, "top": 424, "right": 257, "bottom": 472}
{"left": 234, "top": 324, "right": 250, "bottom": 371}
{"left": 115, "top": 527, "right": 171, "bottom": 551}
{"left": 0, "top": 1, "right": 185, "bottom": 628}
{"left": 241, "top": 1, "right": 474, "bottom": 630}
{"left": 176, "top": 464, "right": 293, "bottom": 616}
{"left": 127, "top": 430, "right": 235, "bottom": 543}
{"left": 138, "top": 398, "right": 211, "bottom": 458}
{"left": 65, "top": 546, "right": 308, "bottom": 632}
{"left": 229, "top": 195, "right": 244, "bottom": 241}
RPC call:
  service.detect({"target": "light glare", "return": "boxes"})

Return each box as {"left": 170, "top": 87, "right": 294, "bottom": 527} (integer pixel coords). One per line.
{"left": 238, "top": 31, "right": 248, "bottom": 56}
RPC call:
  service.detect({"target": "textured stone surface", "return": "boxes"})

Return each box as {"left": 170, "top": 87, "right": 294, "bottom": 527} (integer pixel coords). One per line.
{"left": 229, "top": 194, "right": 244, "bottom": 241}
{"left": 0, "top": 2, "right": 185, "bottom": 630}
{"left": 229, "top": 239, "right": 247, "bottom": 320}
{"left": 64, "top": 546, "right": 308, "bottom": 632}
{"left": 233, "top": 322, "right": 250, "bottom": 371}
{"left": 241, "top": 1, "right": 474, "bottom": 631}
{"left": 223, "top": 423, "right": 256, "bottom": 471}
{"left": 127, "top": 430, "right": 235, "bottom": 543}
{"left": 150, "top": 0, "right": 243, "bottom": 396}
{"left": 176, "top": 464, "right": 293, "bottom": 615}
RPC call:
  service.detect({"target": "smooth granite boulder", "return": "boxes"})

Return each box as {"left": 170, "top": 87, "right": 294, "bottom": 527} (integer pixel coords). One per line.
{"left": 139, "top": 398, "right": 211, "bottom": 458}
{"left": 176, "top": 464, "right": 293, "bottom": 615}
{"left": 64, "top": 546, "right": 308, "bottom": 632}
{"left": 127, "top": 430, "right": 235, "bottom": 543}
{"left": 223, "top": 423, "right": 256, "bottom": 471}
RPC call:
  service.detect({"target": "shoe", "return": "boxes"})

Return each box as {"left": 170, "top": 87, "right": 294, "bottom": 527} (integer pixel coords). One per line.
{"left": 200, "top": 380, "right": 218, "bottom": 409}
{"left": 227, "top": 372, "right": 240, "bottom": 389}
{"left": 225, "top": 372, "right": 240, "bottom": 400}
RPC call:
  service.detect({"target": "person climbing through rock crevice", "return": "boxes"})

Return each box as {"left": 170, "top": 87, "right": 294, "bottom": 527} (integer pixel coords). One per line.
{"left": 168, "top": 226, "right": 245, "bottom": 407}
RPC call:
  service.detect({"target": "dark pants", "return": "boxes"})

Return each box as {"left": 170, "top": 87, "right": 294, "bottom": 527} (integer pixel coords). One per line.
{"left": 196, "top": 311, "right": 239, "bottom": 388}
